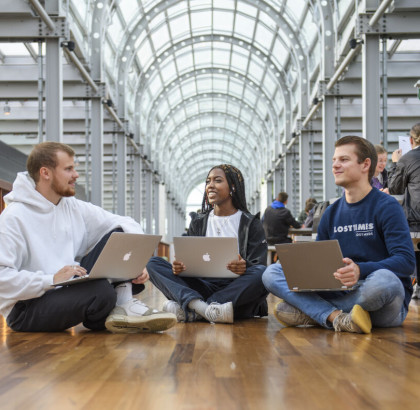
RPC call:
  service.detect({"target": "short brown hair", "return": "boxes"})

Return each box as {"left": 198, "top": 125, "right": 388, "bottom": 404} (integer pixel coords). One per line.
{"left": 27, "top": 142, "right": 75, "bottom": 183}
{"left": 410, "top": 123, "right": 420, "bottom": 145}
{"left": 335, "top": 136, "right": 377, "bottom": 181}
{"left": 374, "top": 144, "right": 387, "bottom": 155}
{"left": 277, "top": 192, "right": 288, "bottom": 203}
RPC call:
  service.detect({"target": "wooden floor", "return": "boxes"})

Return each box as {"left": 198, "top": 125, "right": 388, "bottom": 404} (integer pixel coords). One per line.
{"left": 1, "top": 285, "right": 420, "bottom": 410}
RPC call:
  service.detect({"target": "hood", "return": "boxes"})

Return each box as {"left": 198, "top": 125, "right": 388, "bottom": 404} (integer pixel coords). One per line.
{"left": 4, "top": 172, "right": 56, "bottom": 213}
{"left": 271, "top": 200, "right": 285, "bottom": 209}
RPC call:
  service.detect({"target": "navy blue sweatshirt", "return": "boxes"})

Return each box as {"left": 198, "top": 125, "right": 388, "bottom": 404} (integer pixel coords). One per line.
{"left": 317, "top": 188, "right": 415, "bottom": 310}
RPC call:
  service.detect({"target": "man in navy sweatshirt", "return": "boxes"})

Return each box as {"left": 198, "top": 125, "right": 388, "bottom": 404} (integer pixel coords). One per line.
{"left": 262, "top": 136, "right": 415, "bottom": 334}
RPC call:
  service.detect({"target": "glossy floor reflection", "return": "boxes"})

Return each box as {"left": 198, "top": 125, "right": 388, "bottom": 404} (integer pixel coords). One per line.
{"left": 0, "top": 284, "right": 419, "bottom": 409}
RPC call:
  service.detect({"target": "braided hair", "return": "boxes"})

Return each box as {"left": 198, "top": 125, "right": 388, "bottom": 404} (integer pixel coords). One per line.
{"left": 201, "top": 164, "right": 249, "bottom": 213}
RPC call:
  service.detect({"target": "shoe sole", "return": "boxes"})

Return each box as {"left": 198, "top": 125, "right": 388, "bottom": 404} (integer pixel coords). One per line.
{"left": 105, "top": 313, "right": 177, "bottom": 333}
{"left": 162, "top": 302, "right": 185, "bottom": 322}
{"left": 274, "top": 300, "right": 290, "bottom": 327}
{"left": 273, "top": 299, "right": 317, "bottom": 327}
{"left": 351, "top": 304, "right": 372, "bottom": 334}
{"left": 205, "top": 302, "right": 234, "bottom": 324}
{"left": 222, "top": 302, "right": 234, "bottom": 324}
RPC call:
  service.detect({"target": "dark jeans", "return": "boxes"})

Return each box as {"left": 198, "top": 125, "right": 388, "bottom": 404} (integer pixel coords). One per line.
{"left": 6, "top": 228, "right": 143, "bottom": 332}
{"left": 146, "top": 256, "right": 268, "bottom": 320}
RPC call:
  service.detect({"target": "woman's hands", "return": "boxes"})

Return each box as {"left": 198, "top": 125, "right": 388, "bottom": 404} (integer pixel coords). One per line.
{"left": 227, "top": 254, "right": 246, "bottom": 275}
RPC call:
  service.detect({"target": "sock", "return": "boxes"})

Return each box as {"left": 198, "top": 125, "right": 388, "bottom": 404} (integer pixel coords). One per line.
{"left": 115, "top": 282, "right": 133, "bottom": 306}
{"left": 188, "top": 299, "right": 209, "bottom": 317}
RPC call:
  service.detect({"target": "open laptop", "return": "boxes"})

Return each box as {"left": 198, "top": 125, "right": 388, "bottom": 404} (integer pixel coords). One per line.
{"left": 173, "top": 236, "right": 239, "bottom": 278}
{"left": 275, "top": 240, "right": 354, "bottom": 291}
{"left": 54, "top": 233, "right": 162, "bottom": 286}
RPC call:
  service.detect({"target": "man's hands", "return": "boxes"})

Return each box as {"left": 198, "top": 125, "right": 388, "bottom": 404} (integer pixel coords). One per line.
{"left": 172, "top": 260, "right": 186, "bottom": 275}
{"left": 333, "top": 258, "right": 360, "bottom": 287}
{"left": 132, "top": 268, "right": 150, "bottom": 284}
{"left": 53, "top": 265, "right": 87, "bottom": 284}
{"left": 227, "top": 254, "right": 246, "bottom": 275}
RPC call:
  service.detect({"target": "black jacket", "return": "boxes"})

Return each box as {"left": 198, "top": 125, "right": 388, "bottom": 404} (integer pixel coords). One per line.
{"left": 187, "top": 211, "right": 268, "bottom": 267}
{"left": 388, "top": 146, "right": 420, "bottom": 230}
{"left": 262, "top": 206, "right": 301, "bottom": 245}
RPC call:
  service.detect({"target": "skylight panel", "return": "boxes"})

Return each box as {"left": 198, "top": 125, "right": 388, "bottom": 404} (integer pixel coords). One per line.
{"left": 212, "top": 10, "right": 234, "bottom": 34}
{"left": 151, "top": 25, "right": 171, "bottom": 53}
{"left": 190, "top": 10, "right": 212, "bottom": 32}
{"left": 233, "top": 13, "right": 256, "bottom": 40}
{"left": 169, "top": 13, "right": 191, "bottom": 39}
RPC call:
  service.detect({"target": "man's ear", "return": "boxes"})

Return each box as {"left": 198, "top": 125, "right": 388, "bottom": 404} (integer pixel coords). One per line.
{"left": 363, "top": 158, "right": 371, "bottom": 173}
{"left": 39, "top": 166, "right": 51, "bottom": 181}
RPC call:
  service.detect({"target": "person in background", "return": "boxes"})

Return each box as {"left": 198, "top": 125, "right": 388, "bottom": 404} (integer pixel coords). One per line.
{"left": 262, "top": 192, "right": 301, "bottom": 245}
{"left": 303, "top": 199, "right": 318, "bottom": 228}
{"left": 388, "top": 123, "right": 420, "bottom": 299}
{"left": 146, "top": 164, "right": 268, "bottom": 324}
{"left": 298, "top": 197, "right": 317, "bottom": 225}
{"left": 371, "top": 144, "right": 389, "bottom": 193}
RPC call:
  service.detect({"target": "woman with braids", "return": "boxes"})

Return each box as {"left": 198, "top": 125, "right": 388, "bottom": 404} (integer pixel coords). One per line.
{"left": 146, "top": 164, "right": 268, "bottom": 324}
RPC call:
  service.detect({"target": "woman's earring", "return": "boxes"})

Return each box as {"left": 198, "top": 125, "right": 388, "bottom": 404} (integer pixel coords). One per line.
{"left": 230, "top": 191, "right": 233, "bottom": 196}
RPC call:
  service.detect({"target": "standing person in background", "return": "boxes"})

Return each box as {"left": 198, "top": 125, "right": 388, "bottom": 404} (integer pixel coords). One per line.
{"left": 262, "top": 192, "right": 301, "bottom": 245}
{"left": 371, "top": 145, "right": 389, "bottom": 192}
{"left": 388, "top": 123, "right": 420, "bottom": 298}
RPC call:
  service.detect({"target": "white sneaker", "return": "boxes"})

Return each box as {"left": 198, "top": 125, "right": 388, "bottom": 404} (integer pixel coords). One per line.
{"left": 163, "top": 300, "right": 202, "bottom": 322}
{"left": 105, "top": 298, "right": 176, "bottom": 333}
{"left": 412, "top": 283, "right": 420, "bottom": 299}
{"left": 204, "top": 302, "right": 234, "bottom": 324}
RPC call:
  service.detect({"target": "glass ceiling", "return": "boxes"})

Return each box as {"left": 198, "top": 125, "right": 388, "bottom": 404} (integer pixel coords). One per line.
{"left": 96, "top": 0, "right": 321, "bottom": 199}
{"left": 1, "top": 0, "right": 419, "bottom": 208}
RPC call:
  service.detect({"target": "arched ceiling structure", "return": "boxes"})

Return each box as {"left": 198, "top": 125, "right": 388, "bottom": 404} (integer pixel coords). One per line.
{"left": 2, "top": 0, "right": 419, "bottom": 222}
{"left": 98, "top": 0, "right": 321, "bottom": 202}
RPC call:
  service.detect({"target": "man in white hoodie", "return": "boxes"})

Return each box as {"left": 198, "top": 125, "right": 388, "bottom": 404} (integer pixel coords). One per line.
{"left": 0, "top": 142, "right": 176, "bottom": 333}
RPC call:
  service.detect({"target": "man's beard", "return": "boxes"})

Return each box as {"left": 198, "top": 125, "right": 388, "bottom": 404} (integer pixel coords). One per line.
{"left": 51, "top": 179, "right": 76, "bottom": 197}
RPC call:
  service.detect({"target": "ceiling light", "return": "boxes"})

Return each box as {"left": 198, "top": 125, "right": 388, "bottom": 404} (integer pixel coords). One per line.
{"left": 4, "top": 102, "right": 11, "bottom": 116}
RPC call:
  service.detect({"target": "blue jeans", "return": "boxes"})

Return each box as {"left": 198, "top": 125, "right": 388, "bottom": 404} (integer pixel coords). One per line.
{"left": 146, "top": 256, "right": 268, "bottom": 320}
{"left": 262, "top": 263, "right": 407, "bottom": 329}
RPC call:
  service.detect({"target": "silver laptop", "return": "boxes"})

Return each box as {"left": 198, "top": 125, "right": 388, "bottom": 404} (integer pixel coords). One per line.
{"left": 275, "top": 240, "right": 354, "bottom": 291}
{"left": 54, "top": 233, "right": 162, "bottom": 286}
{"left": 173, "top": 236, "right": 239, "bottom": 278}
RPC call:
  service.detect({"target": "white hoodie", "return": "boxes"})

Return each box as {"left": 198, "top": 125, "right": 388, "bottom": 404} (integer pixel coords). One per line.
{"left": 0, "top": 172, "right": 144, "bottom": 319}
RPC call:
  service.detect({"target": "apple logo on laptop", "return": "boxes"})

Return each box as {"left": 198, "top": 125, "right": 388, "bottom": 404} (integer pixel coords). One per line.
{"left": 202, "top": 253, "right": 211, "bottom": 262}
{"left": 123, "top": 251, "right": 132, "bottom": 261}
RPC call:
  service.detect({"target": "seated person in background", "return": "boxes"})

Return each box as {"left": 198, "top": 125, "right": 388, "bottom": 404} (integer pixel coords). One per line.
{"left": 303, "top": 200, "right": 318, "bottom": 228}
{"left": 146, "top": 164, "right": 268, "bottom": 324}
{"left": 262, "top": 192, "right": 301, "bottom": 244}
{"left": 371, "top": 144, "right": 389, "bottom": 193}
{"left": 388, "top": 122, "right": 420, "bottom": 299}
{"left": 0, "top": 142, "right": 176, "bottom": 333}
{"left": 262, "top": 136, "right": 415, "bottom": 334}
{"left": 298, "top": 197, "right": 317, "bottom": 225}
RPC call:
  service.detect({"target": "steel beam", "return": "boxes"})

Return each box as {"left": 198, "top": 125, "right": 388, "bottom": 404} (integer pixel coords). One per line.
{"left": 0, "top": 17, "right": 68, "bottom": 40}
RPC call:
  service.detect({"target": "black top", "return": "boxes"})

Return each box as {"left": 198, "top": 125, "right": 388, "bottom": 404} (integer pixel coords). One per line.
{"left": 262, "top": 206, "right": 301, "bottom": 245}
{"left": 388, "top": 146, "right": 420, "bottom": 230}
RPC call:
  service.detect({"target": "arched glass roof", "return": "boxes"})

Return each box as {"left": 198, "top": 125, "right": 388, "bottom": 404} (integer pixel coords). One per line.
{"left": 2, "top": 0, "right": 419, "bottom": 217}
{"left": 87, "top": 0, "right": 321, "bottom": 201}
